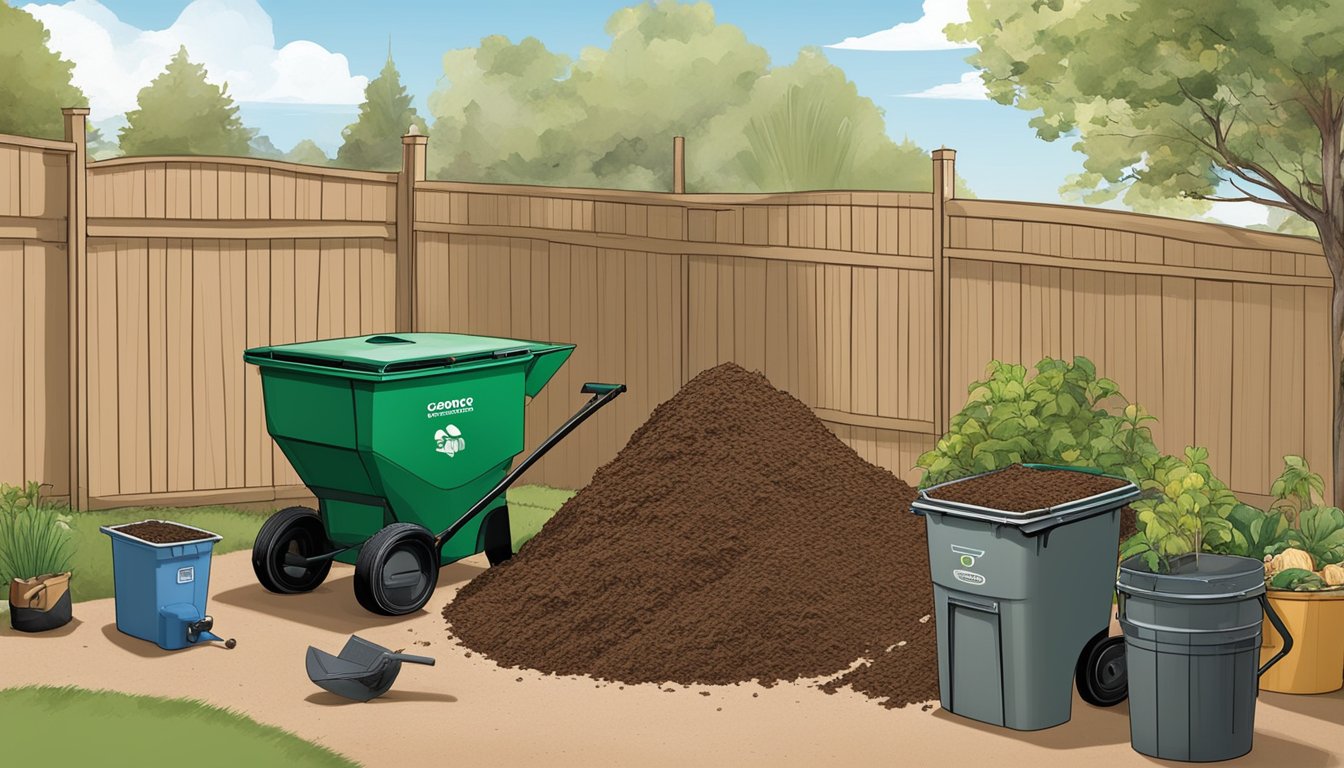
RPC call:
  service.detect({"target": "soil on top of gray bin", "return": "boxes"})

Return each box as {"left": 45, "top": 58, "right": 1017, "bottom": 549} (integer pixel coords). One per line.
{"left": 926, "top": 463, "right": 1130, "bottom": 513}
{"left": 114, "top": 521, "right": 211, "bottom": 544}
{"left": 444, "top": 362, "right": 938, "bottom": 709}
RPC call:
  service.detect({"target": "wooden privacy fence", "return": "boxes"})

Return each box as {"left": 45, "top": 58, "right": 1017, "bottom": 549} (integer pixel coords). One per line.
{"left": 0, "top": 112, "right": 1333, "bottom": 510}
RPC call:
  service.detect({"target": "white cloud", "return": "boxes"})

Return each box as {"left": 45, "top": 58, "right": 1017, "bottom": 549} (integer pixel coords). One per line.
{"left": 1205, "top": 201, "right": 1270, "bottom": 229}
{"left": 22, "top": 0, "right": 368, "bottom": 117}
{"left": 827, "top": 0, "right": 973, "bottom": 51}
{"left": 900, "top": 71, "right": 988, "bottom": 100}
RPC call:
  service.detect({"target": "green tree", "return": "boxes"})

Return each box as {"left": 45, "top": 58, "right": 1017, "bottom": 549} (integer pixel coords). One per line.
{"left": 952, "top": 0, "right": 1344, "bottom": 502}
{"left": 249, "top": 134, "right": 284, "bottom": 160}
{"left": 285, "top": 139, "right": 330, "bottom": 166}
{"left": 427, "top": 1, "right": 940, "bottom": 193}
{"left": 86, "top": 125, "right": 119, "bottom": 160}
{"left": 335, "top": 50, "right": 427, "bottom": 170}
{"left": 118, "top": 46, "right": 253, "bottom": 156}
{"left": 702, "top": 48, "right": 931, "bottom": 191}
{"left": 0, "top": 4, "right": 86, "bottom": 139}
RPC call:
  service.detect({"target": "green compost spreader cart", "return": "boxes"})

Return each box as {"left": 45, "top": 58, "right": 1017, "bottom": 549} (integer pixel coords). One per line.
{"left": 243, "top": 332, "right": 624, "bottom": 616}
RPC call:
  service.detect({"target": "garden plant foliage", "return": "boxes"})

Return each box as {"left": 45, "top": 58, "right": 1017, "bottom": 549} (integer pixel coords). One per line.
{"left": 919, "top": 356, "right": 1323, "bottom": 575}
{"left": 0, "top": 482, "right": 73, "bottom": 584}
{"left": 917, "top": 357, "right": 1162, "bottom": 487}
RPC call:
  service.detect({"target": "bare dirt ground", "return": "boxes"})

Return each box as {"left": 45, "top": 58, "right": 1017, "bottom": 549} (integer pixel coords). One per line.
{"left": 2, "top": 550, "right": 1341, "bottom": 767}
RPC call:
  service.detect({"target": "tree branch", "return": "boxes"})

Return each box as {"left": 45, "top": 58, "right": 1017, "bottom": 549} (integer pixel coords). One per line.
{"left": 1196, "top": 195, "right": 1261, "bottom": 204}
{"left": 1176, "top": 77, "right": 1324, "bottom": 220}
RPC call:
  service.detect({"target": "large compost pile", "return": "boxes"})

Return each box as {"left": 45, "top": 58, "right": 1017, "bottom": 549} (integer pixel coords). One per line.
{"left": 445, "top": 362, "right": 938, "bottom": 708}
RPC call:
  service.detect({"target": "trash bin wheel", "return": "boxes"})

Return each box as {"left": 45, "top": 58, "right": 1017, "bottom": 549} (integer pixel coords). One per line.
{"left": 354, "top": 523, "right": 440, "bottom": 616}
{"left": 483, "top": 505, "right": 513, "bottom": 567}
{"left": 1076, "top": 630, "right": 1128, "bottom": 707}
{"left": 252, "top": 506, "right": 333, "bottom": 594}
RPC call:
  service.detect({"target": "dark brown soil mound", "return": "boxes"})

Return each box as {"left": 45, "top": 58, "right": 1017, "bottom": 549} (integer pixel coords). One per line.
{"left": 926, "top": 464, "right": 1129, "bottom": 512}
{"left": 114, "top": 520, "right": 212, "bottom": 544}
{"left": 445, "top": 363, "right": 937, "bottom": 708}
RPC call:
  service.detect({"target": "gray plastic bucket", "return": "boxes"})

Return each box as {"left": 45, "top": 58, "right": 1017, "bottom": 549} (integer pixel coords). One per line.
{"left": 1117, "top": 553, "right": 1294, "bottom": 762}
{"left": 912, "top": 466, "right": 1140, "bottom": 730}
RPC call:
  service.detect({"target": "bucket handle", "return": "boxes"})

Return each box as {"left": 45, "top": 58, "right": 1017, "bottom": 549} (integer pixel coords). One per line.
{"left": 1258, "top": 593, "right": 1294, "bottom": 677}
{"left": 21, "top": 582, "right": 47, "bottom": 604}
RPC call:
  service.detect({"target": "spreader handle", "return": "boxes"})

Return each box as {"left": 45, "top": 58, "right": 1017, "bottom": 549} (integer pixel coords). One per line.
{"left": 581, "top": 382, "right": 626, "bottom": 396}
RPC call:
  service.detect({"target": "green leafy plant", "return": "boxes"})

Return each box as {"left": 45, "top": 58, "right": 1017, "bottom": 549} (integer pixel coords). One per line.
{"left": 1227, "top": 504, "right": 1289, "bottom": 563}
{"left": 1270, "top": 568, "right": 1327, "bottom": 592}
{"left": 0, "top": 482, "right": 74, "bottom": 583}
{"left": 1263, "top": 457, "right": 1344, "bottom": 571}
{"left": 1118, "top": 447, "right": 1242, "bottom": 572}
{"left": 917, "top": 356, "right": 1162, "bottom": 488}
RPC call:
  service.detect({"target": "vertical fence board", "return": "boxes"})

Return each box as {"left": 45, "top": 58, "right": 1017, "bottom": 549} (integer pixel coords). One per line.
{"left": 269, "top": 240, "right": 299, "bottom": 486}
{"left": 1195, "top": 281, "right": 1234, "bottom": 480}
{"left": 1231, "top": 283, "right": 1272, "bottom": 491}
{"left": 116, "top": 239, "right": 150, "bottom": 494}
{"left": 245, "top": 241, "right": 272, "bottom": 488}
{"left": 192, "top": 240, "right": 225, "bottom": 490}
{"left": 0, "top": 243, "right": 23, "bottom": 483}
{"left": 851, "top": 267, "right": 878, "bottom": 415}
{"left": 220, "top": 241, "right": 246, "bottom": 489}
{"left": 1133, "top": 274, "right": 1165, "bottom": 444}
{"left": 89, "top": 241, "right": 120, "bottom": 495}
{"left": 1303, "top": 287, "right": 1334, "bottom": 501}
{"left": 1268, "top": 286, "right": 1305, "bottom": 487}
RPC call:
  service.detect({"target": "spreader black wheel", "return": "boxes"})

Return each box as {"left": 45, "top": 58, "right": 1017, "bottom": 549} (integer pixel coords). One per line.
{"left": 1076, "top": 631, "right": 1128, "bottom": 707}
{"left": 354, "top": 523, "right": 439, "bottom": 616}
{"left": 252, "top": 506, "right": 333, "bottom": 594}
{"left": 483, "top": 506, "right": 513, "bottom": 567}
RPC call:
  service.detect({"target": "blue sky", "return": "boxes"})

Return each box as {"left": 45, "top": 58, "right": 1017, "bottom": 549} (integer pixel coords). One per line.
{"left": 16, "top": 0, "right": 1266, "bottom": 225}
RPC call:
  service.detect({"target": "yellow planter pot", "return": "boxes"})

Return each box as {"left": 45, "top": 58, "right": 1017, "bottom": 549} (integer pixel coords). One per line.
{"left": 1259, "top": 588, "right": 1344, "bottom": 694}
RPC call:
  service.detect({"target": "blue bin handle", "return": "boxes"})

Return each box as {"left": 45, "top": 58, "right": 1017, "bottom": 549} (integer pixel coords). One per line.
{"left": 1258, "top": 593, "right": 1294, "bottom": 677}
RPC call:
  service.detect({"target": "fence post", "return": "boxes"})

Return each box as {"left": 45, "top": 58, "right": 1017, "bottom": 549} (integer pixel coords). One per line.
{"left": 63, "top": 107, "right": 89, "bottom": 510}
{"left": 672, "top": 136, "right": 685, "bottom": 194}
{"left": 397, "top": 126, "right": 428, "bottom": 332}
{"left": 931, "top": 148, "right": 956, "bottom": 436}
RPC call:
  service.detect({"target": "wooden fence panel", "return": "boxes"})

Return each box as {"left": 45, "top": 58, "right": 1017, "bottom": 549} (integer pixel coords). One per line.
{"left": 3, "top": 136, "right": 1338, "bottom": 509}
{"left": 946, "top": 197, "right": 1331, "bottom": 502}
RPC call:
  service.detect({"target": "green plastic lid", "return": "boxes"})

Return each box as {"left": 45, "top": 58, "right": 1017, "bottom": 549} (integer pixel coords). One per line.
{"left": 244, "top": 333, "right": 574, "bottom": 379}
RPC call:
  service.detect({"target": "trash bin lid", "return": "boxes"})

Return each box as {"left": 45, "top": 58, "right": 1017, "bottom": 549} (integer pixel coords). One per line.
{"left": 911, "top": 465, "right": 1139, "bottom": 533}
{"left": 1117, "top": 553, "right": 1266, "bottom": 599}
{"left": 244, "top": 333, "right": 574, "bottom": 382}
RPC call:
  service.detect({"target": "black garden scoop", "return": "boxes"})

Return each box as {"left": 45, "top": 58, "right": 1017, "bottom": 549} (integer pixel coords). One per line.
{"left": 305, "top": 635, "right": 435, "bottom": 701}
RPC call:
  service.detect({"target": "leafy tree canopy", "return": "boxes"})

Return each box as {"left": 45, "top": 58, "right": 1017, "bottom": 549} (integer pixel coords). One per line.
{"left": 952, "top": 0, "right": 1344, "bottom": 501}
{"left": 335, "top": 50, "right": 428, "bottom": 170}
{"left": 427, "top": 1, "right": 938, "bottom": 192}
{"left": 285, "top": 139, "right": 330, "bottom": 166}
{"left": 118, "top": 46, "right": 254, "bottom": 156}
{"left": 0, "top": 3, "right": 86, "bottom": 139}
{"left": 951, "top": 0, "right": 1340, "bottom": 231}
{"left": 249, "top": 134, "right": 285, "bottom": 160}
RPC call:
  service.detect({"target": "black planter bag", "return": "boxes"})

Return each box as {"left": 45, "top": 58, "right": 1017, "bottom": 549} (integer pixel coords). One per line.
{"left": 8, "top": 572, "right": 74, "bottom": 633}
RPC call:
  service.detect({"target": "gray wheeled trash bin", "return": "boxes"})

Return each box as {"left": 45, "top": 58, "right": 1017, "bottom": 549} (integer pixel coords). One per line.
{"left": 912, "top": 465, "right": 1140, "bottom": 730}
{"left": 1117, "top": 553, "right": 1294, "bottom": 762}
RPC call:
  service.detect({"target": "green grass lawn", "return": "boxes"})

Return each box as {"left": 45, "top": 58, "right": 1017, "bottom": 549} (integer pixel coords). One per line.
{"left": 0, "top": 686, "right": 357, "bottom": 767}
{"left": 508, "top": 484, "right": 576, "bottom": 550}
{"left": 48, "top": 485, "right": 574, "bottom": 604}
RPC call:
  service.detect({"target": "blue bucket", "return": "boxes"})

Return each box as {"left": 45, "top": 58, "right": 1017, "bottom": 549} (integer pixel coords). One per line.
{"left": 100, "top": 520, "right": 228, "bottom": 650}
